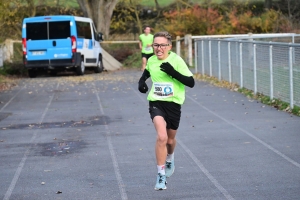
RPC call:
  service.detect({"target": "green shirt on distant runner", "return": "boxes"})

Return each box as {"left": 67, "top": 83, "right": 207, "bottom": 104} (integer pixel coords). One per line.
{"left": 139, "top": 33, "right": 154, "bottom": 54}
{"left": 146, "top": 51, "right": 193, "bottom": 105}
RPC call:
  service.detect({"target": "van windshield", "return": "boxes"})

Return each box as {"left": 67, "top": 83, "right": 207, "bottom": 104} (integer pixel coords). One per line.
{"left": 26, "top": 21, "right": 71, "bottom": 40}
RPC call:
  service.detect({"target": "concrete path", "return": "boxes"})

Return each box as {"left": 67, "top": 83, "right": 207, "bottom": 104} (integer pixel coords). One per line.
{"left": 0, "top": 69, "right": 299, "bottom": 200}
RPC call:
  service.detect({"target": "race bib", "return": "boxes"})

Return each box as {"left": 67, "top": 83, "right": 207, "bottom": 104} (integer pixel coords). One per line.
{"left": 145, "top": 46, "right": 152, "bottom": 52}
{"left": 153, "top": 82, "right": 174, "bottom": 98}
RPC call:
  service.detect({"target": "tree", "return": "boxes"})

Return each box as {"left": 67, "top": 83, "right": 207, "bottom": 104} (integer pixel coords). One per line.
{"left": 265, "top": 0, "right": 272, "bottom": 9}
{"left": 0, "top": 0, "right": 37, "bottom": 40}
{"left": 76, "top": 0, "right": 119, "bottom": 37}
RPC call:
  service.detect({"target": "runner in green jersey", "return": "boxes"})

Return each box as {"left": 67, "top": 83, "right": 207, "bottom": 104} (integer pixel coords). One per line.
{"left": 138, "top": 31, "right": 195, "bottom": 190}
{"left": 139, "top": 26, "right": 154, "bottom": 71}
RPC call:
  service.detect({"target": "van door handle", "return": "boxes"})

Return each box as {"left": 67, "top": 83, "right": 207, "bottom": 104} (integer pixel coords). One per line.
{"left": 53, "top": 41, "right": 56, "bottom": 47}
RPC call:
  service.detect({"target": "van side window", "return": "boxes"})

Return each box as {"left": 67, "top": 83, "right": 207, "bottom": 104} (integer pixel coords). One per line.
{"left": 26, "top": 22, "right": 48, "bottom": 40}
{"left": 76, "top": 21, "right": 92, "bottom": 39}
{"left": 49, "top": 21, "right": 71, "bottom": 39}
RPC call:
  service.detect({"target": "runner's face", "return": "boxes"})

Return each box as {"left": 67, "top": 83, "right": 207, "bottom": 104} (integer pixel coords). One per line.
{"left": 144, "top": 27, "right": 151, "bottom": 34}
{"left": 153, "top": 37, "right": 172, "bottom": 60}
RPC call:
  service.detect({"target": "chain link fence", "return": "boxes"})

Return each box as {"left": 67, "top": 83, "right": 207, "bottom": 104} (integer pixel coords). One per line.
{"left": 195, "top": 34, "right": 300, "bottom": 108}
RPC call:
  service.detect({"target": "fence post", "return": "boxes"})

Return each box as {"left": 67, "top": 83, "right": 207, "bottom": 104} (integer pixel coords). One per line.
{"left": 184, "top": 35, "right": 189, "bottom": 65}
{"left": 289, "top": 46, "right": 294, "bottom": 109}
{"left": 269, "top": 44, "right": 273, "bottom": 100}
{"left": 228, "top": 42, "right": 232, "bottom": 83}
{"left": 176, "top": 36, "right": 181, "bottom": 57}
{"left": 4, "top": 39, "right": 14, "bottom": 62}
{"left": 218, "top": 41, "right": 221, "bottom": 80}
{"left": 184, "top": 34, "right": 193, "bottom": 66}
{"left": 253, "top": 44, "right": 257, "bottom": 94}
{"left": 239, "top": 42, "right": 243, "bottom": 88}
{"left": 209, "top": 40, "right": 212, "bottom": 76}
{"left": 201, "top": 40, "right": 204, "bottom": 75}
{"left": 292, "top": 35, "right": 295, "bottom": 65}
{"left": 0, "top": 45, "right": 3, "bottom": 67}
{"left": 194, "top": 39, "right": 198, "bottom": 73}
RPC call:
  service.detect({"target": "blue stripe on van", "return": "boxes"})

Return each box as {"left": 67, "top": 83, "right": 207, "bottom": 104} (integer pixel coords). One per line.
{"left": 77, "top": 38, "right": 83, "bottom": 49}
{"left": 89, "top": 40, "right": 93, "bottom": 49}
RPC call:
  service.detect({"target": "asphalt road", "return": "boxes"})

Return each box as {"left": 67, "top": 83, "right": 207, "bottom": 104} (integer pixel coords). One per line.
{"left": 0, "top": 69, "right": 299, "bottom": 200}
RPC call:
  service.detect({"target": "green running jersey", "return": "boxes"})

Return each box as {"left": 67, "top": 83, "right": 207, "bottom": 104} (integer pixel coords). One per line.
{"left": 146, "top": 51, "right": 193, "bottom": 105}
{"left": 139, "top": 34, "right": 154, "bottom": 54}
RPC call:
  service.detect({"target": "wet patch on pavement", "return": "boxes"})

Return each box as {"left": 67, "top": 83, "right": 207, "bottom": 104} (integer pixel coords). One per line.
{"left": 38, "top": 140, "right": 87, "bottom": 157}
{"left": 0, "top": 115, "right": 120, "bottom": 130}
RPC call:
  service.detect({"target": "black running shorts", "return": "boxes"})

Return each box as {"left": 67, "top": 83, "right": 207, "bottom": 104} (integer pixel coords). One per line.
{"left": 141, "top": 53, "right": 154, "bottom": 60}
{"left": 149, "top": 101, "right": 181, "bottom": 130}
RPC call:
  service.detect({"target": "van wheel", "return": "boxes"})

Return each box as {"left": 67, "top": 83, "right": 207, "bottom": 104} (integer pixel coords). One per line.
{"left": 76, "top": 59, "right": 85, "bottom": 75}
{"left": 28, "top": 69, "right": 37, "bottom": 78}
{"left": 94, "top": 56, "right": 104, "bottom": 73}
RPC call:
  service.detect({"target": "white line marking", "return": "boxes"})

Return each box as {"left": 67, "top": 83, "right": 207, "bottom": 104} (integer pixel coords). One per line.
{"left": 3, "top": 83, "right": 59, "bottom": 200}
{"left": 129, "top": 81, "right": 233, "bottom": 199}
{"left": 0, "top": 85, "right": 26, "bottom": 112}
{"left": 186, "top": 95, "right": 300, "bottom": 169}
{"left": 94, "top": 88, "right": 128, "bottom": 200}
{"left": 177, "top": 138, "right": 235, "bottom": 200}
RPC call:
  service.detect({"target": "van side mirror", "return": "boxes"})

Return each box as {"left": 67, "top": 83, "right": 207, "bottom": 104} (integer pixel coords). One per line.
{"left": 98, "top": 33, "right": 104, "bottom": 41}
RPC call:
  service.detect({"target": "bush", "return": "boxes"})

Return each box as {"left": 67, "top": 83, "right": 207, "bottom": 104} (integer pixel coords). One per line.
{"left": 101, "top": 43, "right": 141, "bottom": 68}
{"left": 0, "top": 62, "right": 27, "bottom": 76}
{"left": 122, "top": 51, "right": 142, "bottom": 68}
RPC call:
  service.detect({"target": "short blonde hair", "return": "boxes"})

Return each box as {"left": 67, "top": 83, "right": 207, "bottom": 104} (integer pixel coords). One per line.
{"left": 154, "top": 31, "right": 172, "bottom": 44}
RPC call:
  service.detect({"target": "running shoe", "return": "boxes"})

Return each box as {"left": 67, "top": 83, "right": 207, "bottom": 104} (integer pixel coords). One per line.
{"left": 154, "top": 173, "right": 167, "bottom": 190}
{"left": 165, "top": 159, "right": 175, "bottom": 178}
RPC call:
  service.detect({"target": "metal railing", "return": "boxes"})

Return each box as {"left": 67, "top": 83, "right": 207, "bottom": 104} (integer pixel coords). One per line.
{"left": 193, "top": 34, "right": 300, "bottom": 108}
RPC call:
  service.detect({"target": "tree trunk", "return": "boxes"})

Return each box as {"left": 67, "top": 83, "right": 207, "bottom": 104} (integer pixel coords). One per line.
{"left": 76, "top": 0, "right": 119, "bottom": 37}
{"left": 154, "top": 0, "right": 160, "bottom": 9}
{"left": 134, "top": 8, "right": 142, "bottom": 34}
{"left": 26, "top": 0, "right": 36, "bottom": 17}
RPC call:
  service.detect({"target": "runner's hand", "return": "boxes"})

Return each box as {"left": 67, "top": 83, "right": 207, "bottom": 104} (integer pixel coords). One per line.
{"left": 160, "top": 62, "right": 176, "bottom": 77}
{"left": 138, "top": 81, "right": 148, "bottom": 93}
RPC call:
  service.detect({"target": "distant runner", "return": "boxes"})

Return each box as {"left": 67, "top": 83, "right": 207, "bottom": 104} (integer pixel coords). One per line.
{"left": 139, "top": 26, "right": 154, "bottom": 71}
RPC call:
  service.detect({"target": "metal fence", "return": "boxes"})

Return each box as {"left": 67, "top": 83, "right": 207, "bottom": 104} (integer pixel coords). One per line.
{"left": 195, "top": 34, "right": 300, "bottom": 108}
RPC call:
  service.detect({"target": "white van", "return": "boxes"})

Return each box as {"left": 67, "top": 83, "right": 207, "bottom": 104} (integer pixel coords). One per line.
{"left": 22, "top": 15, "right": 104, "bottom": 78}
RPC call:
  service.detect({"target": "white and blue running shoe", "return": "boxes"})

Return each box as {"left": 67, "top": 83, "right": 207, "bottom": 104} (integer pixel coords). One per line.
{"left": 154, "top": 173, "right": 167, "bottom": 190}
{"left": 165, "top": 159, "right": 175, "bottom": 178}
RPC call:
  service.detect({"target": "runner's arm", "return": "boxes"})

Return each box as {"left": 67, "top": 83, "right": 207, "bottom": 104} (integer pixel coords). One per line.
{"left": 160, "top": 63, "right": 195, "bottom": 88}
{"left": 139, "top": 69, "right": 150, "bottom": 82}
